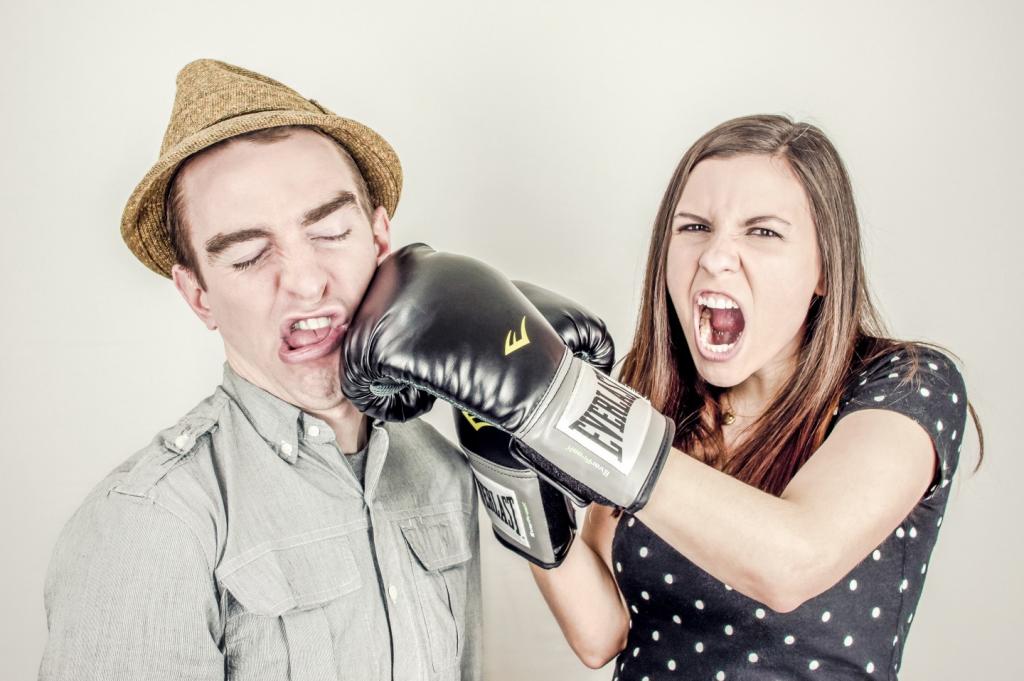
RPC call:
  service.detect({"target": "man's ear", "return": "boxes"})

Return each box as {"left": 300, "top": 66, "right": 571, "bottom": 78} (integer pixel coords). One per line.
{"left": 371, "top": 206, "right": 392, "bottom": 265}
{"left": 171, "top": 264, "right": 218, "bottom": 330}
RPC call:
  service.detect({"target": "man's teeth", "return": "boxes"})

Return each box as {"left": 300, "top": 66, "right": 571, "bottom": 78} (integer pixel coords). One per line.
{"left": 697, "top": 294, "right": 739, "bottom": 310}
{"left": 291, "top": 316, "right": 331, "bottom": 331}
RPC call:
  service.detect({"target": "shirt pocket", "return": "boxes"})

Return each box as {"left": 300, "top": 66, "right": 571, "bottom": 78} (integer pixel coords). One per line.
{"left": 399, "top": 508, "right": 473, "bottom": 674}
{"left": 219, "top": 532, "right": 370, "bottom": 681}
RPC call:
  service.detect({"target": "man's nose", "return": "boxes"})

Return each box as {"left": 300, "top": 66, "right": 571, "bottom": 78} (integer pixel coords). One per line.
{"left": 697, "top": 231, "right": 740, "bottom": 275}
{"left": 278, "top": 244, "right": 329, "bottom": 302}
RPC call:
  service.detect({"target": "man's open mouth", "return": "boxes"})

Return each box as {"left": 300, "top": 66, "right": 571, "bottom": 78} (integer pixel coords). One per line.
{"left": 279, "top": 314, "right": 347, "bottom": 364}
{"left": 695, "top": 293, "right": 746, "bottom": 358}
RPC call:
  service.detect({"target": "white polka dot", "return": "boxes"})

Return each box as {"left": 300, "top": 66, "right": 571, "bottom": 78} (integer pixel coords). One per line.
{"left": 821, "top": 611, "right": 831, "bottom": 623}
{"left": 716, "top": 672, "right": 725, "bottom": 681}
{"left": 872, "top": 549, "right": 881, "bottom": 560}
{"left": 724, "top": 583, "right": 734, "bottom": 591}
{"left": 909, "top": 526, "right": 918, "bottom": 538}
{"left": 652, "top": 630, "right": 660, "bottom": 641}
{"left": 667, "top": 659, "right": 676, "bottom": 671}
{"left": 920, "top": 387, "right": 931, "bottom": 397}
{"left": 899, "top": 579, "right": 909, "bottom": 592}
{"left": 871, "top": 606, "right": 881, "bottom": 618}
{"left": 641, "top": 591, "right": 650, "bottom": 600}
{"left": 937, "top": 516, "right": 943, "bottom": 527}
{"left": 755, "top": 607, "right": 766, "bottom": 619}
{"left": 859, "top": 378, "right": 868, "bottom": 385}
{"left": 784, "top": 634, "right": 796, "bottom": 645}
{"left": 907, "top": 612, "right": 914, "bottom": 624}
{"left": 633, "top": 646, "right": 640, "bottom": 657}
{"left": 952, "top": 430, "right": 958, "bottom": 441}
{"left": 809, "top": 660, "right": 820, "bottom": 670}
{"left": 639, "top": 547, "right": 649, "bottom": 558}
{"left": 942, "top": 479, "right": 950, "bottom": 488}
{"left": 936, "top": 420, "right": 944, "bottom": 432}
{"left": 921, "top": 563, "right": 928, "bottom": 574}
{"left": 724, "top": 624, "right": 734, "bottom": 635}
{"left": 951, "top": 393, "right": 959, "bottom": 403}
{"left": 616, "top": 561, "right": 622, "bottom": 572}
{"left": 672, "top": 614, "right": 681, "bottom": 624}
{"left": 628, "top": 517, "right": 635, "bottom": 527}
{"left": 891, "top": 355, "right": 900, "bottom": 362}
{"left": 631, "top": 604, "right": 638, "bottom": 613}
{"left": 695, "top": 641, "right": 704, "bottom": 653}
{"left": 748, "top": 652, "right": 759, "bottom": 663}
{"left": 695, "top": 600, "right": 705, "bottom": 610}
{"left": 896, "top": 527, "right": 905, "bottom": 538}
{"left": 928, "top": 362, "right": 938, "bottom": 371}
{"left": 873, "top": 395, "right": 885, "bottom": 402}
{"left": 641, "top": 676, "right": 648, "bottom": 681}
{"left": 849, "top": 579, "right": 858, "bottom": 591}
{"left": 888, "top": 372, "right": 899, "bottom": 379}
{"left": 844, "top": 634, "right": 854, "bottom": 647}
{"left": 866, "top": 661, "right": 875, "bottom": 673}
{"left": 893, "top": 635, "right": 899, "bottom": 646}
{"left": 664, "top": 574, "right": 674, "bottom": 584}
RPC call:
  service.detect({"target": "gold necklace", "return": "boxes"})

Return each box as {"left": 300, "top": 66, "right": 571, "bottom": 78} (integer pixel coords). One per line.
{"left": 721, "top": 394, "right": 736, "bottom": 425}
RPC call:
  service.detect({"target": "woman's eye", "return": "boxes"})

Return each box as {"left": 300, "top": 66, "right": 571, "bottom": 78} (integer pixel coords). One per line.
{"left": 750, "top": 227, "right": 781, "bottom": 238}
{"left": 675, "top": 223, "right": 709, "bottom": 233}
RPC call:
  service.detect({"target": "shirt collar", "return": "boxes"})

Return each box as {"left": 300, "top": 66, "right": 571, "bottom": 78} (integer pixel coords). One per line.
{"left": 219, "top": 362, "right": 343, "bottom": 464}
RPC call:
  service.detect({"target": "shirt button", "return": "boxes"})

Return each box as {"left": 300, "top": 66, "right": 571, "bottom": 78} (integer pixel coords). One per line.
{"left": 281, "top": 441, "right": 293, "bottom": 455}
{"left": 388, "top": 584, "right": 398, "bottom": 602}
{"left": 173, "top": 434, "right": 189, "bottom": 450}
{"left": 307, "top": 425, "right": 320, "bottom": 437}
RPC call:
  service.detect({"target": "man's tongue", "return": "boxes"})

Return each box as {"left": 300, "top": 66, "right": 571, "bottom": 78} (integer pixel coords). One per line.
{"left": 709, "top": 308, "right": 745, "bottom": 345}
{"left": 286, "top": 326, "right": 331, "bottom": 350}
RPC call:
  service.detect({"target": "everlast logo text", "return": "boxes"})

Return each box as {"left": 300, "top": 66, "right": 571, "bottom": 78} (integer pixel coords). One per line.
{"left": 475, "top": 478, "right": 523, "bottom": 539}
{"left": 568, "top": 371, "right": 638, "bottom": 462}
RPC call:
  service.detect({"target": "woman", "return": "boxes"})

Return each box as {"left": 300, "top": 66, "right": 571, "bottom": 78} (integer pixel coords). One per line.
{"left": 530, "top": 114, "right": 982, "bottom": 680}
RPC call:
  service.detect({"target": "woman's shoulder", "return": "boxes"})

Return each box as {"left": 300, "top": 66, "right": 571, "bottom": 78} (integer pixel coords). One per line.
{"left": 845, "top": 340, "right": 966, "bottom": 401}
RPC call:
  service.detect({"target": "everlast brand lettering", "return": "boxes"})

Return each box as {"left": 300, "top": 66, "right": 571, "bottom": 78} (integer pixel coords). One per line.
{"left": 474, "top": 478, "right": 524, "bottom": 541}
{"left": 568, "top": 371, "right": 638, "bottom": 461}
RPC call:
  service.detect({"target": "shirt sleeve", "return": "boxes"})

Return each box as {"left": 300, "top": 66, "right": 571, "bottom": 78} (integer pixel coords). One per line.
{"left": 836, "top": 344, "right": 969, "bottom": 498}
{"left": 39, "top": 490, "right": 224, "bottom": 681}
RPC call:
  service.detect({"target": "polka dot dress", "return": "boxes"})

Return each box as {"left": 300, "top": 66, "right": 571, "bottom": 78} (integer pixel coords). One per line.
{"left": 611, "top": 345, "right": 967, "bottom": 680}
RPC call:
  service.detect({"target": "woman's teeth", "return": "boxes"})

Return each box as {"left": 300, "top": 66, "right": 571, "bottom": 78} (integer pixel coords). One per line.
{"left": 291, "top": 316, "right": 332, "bottom": 331}
{"left": 697, "top": 293, "right": 739, "bottom": 310}
{"left": 698, "top": 306, "right": 742, "bottom": 355}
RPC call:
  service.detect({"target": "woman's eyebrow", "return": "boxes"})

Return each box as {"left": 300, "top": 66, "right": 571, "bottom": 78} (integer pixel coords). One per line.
{"left": 745, "top": 214, "right": 791, "bottom": 226}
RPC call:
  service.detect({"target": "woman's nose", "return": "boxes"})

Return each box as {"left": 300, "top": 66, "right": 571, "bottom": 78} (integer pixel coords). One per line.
{"left": 697, "top": 232, "right": 740, "bottom": 275}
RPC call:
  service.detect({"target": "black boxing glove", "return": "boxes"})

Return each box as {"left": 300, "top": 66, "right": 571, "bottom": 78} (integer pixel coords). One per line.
{"left": 457, "top": 281, "right": 614, "bottom": 568}
{"left": 342, "top": 243, "right": 674, "bottom": 512}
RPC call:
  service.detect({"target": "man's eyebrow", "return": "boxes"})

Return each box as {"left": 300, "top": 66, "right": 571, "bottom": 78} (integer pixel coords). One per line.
{"left": 205, "top": 227, "right": 273, "bottom": 259}
{"left": 203, "top": 191, "right": 360, "bottom": 261}
{"left": 301, "top": 190, "right": 358, "bottom": 227}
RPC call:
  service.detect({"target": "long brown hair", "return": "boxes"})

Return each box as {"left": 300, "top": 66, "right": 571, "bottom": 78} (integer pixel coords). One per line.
{"left": 619, "top": 114, "right": 983, "bottom": 495}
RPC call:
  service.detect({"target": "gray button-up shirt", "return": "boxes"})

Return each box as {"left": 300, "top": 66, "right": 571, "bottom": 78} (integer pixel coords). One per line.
{"left": 40, "top": 363, "right": 482, "bottom": 681}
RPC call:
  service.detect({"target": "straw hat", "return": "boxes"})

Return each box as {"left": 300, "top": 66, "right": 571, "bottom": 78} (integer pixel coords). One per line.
{"left": 120, "top": 58, "right": 402, "bottom": 278}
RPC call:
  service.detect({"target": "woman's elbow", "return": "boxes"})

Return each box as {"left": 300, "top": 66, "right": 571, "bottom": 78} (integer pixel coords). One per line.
{"left": 754, "top": 539, "right": 839, "bottom": 613}
{"left": 573, "top": 638, "right": 625, "bottom": 670}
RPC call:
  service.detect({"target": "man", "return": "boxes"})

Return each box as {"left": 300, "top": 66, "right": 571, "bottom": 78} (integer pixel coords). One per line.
{"left": 39, "top": 58, "right": 481, "bottom": 681}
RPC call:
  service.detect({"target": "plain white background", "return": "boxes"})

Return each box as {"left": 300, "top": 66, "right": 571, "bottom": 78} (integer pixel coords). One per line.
{"left": 2, "top": 1, "right": 1020, "bottom": 679}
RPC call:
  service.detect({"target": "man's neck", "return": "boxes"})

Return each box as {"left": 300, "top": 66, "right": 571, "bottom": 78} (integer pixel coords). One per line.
{"left": 311, "top": 403, "right": 369, "bottom": 453}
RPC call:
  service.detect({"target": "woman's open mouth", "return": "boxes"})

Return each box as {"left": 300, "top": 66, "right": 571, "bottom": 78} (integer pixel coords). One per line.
{"left": 279, "top": 315, "right": 348, "bottom": 364}
{"left": 694, "top": 292, "right": 746, "bottom": 361}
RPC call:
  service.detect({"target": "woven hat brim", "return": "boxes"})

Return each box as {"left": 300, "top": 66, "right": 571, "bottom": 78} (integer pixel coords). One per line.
{"left": 120, "top": 109, "right": 402, "bottom": 278}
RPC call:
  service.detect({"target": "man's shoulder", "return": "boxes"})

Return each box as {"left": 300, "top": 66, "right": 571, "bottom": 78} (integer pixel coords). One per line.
{"left": 107, "top": 386, "right": 232, "bottom": 496}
